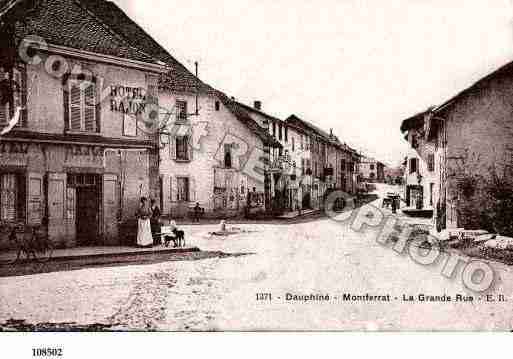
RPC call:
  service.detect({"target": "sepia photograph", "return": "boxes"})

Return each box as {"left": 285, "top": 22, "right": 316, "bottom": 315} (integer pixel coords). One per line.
{"left": 1, "top": 0, "right": 513, "bottom": 342}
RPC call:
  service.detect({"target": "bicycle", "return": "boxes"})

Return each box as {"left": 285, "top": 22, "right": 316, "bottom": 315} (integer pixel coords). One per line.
{"left": 8, "top": 224, "right": 53, "bottom": 264}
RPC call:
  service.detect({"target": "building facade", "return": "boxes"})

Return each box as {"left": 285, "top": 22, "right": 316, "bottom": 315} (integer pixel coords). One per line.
{"left": 158, "top": 92, "right": 281, "bottom": 218}
{"left": 358, "top": 156, "right": 385, "bottom": 183}
{"left": 0, "top": 0, "right": 168, "bottom": 248}
{"left": 401, "top": 60, "right": 513, "bottom": 233}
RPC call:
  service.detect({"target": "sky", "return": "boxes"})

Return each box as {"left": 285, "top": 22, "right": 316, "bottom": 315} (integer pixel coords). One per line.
{"left": 114, "top": 0, "right": 513, "bottom": 166}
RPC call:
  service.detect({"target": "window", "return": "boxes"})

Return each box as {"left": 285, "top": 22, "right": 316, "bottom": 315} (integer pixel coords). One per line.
{"left": 176, "top": 177, "right": 189, "bottom": 202}
{"left": 411, "top": 134, "right": 418, "bottom": 148}
{"left": 65, "top": 75, "right": 97, "bottom": 132}
{"left": 278, "top": 123, "right": 283, "bottom": 140}
{"left": 0, "top": 173, "right": 25, "bottom": 222}
{"left": 0, "top": 65, "right": 27, "bottom": 128}
{"left": 215, "top": 101, "right": 220, "bottom": 111}
{"left": 370, "top": 164, "right": 375, "bottom": 170}
{"left": 176, "top": 100, "right": 187, "bottom": 121}
{"left": 341, "top": 160, "right": 346, "bottom": 171}
{"left": 370, "top": 172, "right": 375, "bottom": 179}
{"left": 176, "top": 135, "right": 190, "bottom": 161}
{"left": 123, "top": 113, "right": 137, "bottom": 136}
{"left": 409, "top": 158, "right": 418, "bottom": 174}
{"left": 292, "top": 137, "right": 295, "bottom": 152}
{"left": 300, "top": 135, "right": 304, "bottom": 150}
{"left": 272, "top": 121, "right": 276, "bottom": 137}
{"left": 284, "top": 126, "right": 288, "bottom": 142}
{"left": 224, "top": 143, "right": 232, "bottom": 168}
{"left": 430, "top": 183, "right": 434, "bottom": 206}
{"left": 428, "top": 153, "right": 435, "bottom": 172}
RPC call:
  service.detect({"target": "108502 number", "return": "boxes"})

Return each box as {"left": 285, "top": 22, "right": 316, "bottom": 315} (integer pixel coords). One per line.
{"left": 32, "top": 348, "right": 63, "bottom": 357}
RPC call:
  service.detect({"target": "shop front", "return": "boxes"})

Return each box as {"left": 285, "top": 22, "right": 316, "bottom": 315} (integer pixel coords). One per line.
{"left": 0, "top": 137, "right": 153, "bottom": 249}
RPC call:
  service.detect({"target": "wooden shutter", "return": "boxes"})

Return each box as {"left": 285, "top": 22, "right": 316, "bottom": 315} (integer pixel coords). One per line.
{"left": 170, "top": 176, "right": 176, "bottom": 202}
{"left": 69, "top": 81, "right": 82, "bottom": 130}
{"left": 84, "top": 82, "right": 96, "bottom": 132}
{"left": 0, "top": 68, "right": 9, "bottom": 126}
{"left": 187, "top": 135, "right": 193, "bottom": 161}
{"left": 169, "top": 134, "right": 176, "bottom": 160}
{"left": 0, "top": 102, "right": 7, "bottom": 126}
{"left": 190, "top": 176, "right": 196, "bottom": 202}
{"left": 11, "top": 65, "right": 27, "bottom": 127}
{"left": 0, "top": 174, "right": 17, "bottom": 221}
{"left": 27, "top": 172, "right": 44, "bottom": 225}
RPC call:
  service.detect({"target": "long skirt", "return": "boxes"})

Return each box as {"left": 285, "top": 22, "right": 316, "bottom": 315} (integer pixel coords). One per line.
{"left": 137, "top": 218, "right": 153, "bottom": 247}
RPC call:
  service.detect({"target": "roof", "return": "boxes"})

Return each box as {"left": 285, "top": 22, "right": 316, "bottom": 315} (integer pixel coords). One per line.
{"left": 400, "top": 110, "right": 427, "bottom": 133}
{"left": 234, "top": 101, "right": 282, "bottom": 123}
{"left": 401, "top": 59, "right": 513, "bottom": 133}
{"left": 285, "top": 114, "right": 351, "bottom": 152}
{"left": 3, "top": 0, "right": 158, "bottom": 63}
{"left": 2, "top": 0, "right": 212, "bottom": 92}
{"left": 217, "top": 93, "right": 281, "bottom": 148}
{"left": 78, "top": 0, "right": 213, "bottom": 93}
{"left": 286, "top": 114, "right": 334, "bottom": 142}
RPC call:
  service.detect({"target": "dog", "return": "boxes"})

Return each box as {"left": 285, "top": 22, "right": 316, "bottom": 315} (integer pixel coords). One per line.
{"left": 163, "top": 228, "right": 185, "bottom": 248}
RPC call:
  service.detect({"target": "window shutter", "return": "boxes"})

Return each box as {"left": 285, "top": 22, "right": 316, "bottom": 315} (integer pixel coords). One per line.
{"left": 187, "top": 135, "right": 193, "bottom": 161}
{"left": 170, "top": 176, "right": 176, "bottom": 202}
{"left": 190, "top": 177, "right": 196, "bottom": 202}
{"left": 0, "top": 68, "right": 9, "bottom": 126}
{"left": 1, "top": 174, "right": 17, "bottom": 221}
{"left": 169, "top": 134, "right": 176, "bottom": 159}
{"left": 12, "top": 67, "right": 22, "bottom": 127}
{"left": 27, "top": 173, "right": 43, "bottom": 225}
{"left": 69, "top": 82, "right": 82, "bottom": 130}
{"left": 0, "top": 102, "right": 7, "bottom": 126}
{"left": 84, "top": 82, "right": 96, "bottom": 132}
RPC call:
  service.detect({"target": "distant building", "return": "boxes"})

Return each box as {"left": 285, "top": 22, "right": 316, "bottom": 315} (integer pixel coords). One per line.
{"left": 384, "top": 166, "right": 404, "bottom": 185}
{"left": 358, "top": 156, "right": 385, "bottom": 183}
{"left": 158, "top": 91, "right": 281, "bottom": 218}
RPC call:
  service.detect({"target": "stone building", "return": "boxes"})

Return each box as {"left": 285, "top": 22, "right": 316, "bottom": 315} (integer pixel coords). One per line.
{"left": 0, "top": 0, "right": 171, "bottom": 248}
{"left": 358, "top": 156, "right": 385, "bottom": 183}
{"left": 402, "top": 147, "right": 436, "bottom": 212}
{"left": 158, "top": 90, "right": 281, "bottom": 218}
{"left": 285, "top": 115, "right": 357, "bottom": 209}
{"left": 401, "top": 60, "right": 513, "bottom": 232}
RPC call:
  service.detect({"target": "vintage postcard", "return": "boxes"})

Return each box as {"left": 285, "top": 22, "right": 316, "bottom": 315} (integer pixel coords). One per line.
{"left": 0, "top": 0, "right": 513, "bottom": 334}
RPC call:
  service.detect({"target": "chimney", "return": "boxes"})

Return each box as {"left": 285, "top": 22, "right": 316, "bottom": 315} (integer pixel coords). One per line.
{"left": 254, "top": 101, "right": 262, "bottom": 111}
{"left": 330, "top": 128, "right": 333, "bottom": 137}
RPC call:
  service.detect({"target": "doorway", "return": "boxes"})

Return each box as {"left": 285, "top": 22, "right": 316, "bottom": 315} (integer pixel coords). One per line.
{"left": 68, "top": 174, "right": 100, "bottom": 246}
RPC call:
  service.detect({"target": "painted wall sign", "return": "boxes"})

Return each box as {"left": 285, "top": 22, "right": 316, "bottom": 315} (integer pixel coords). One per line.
{"left": 110, "top": 85, "right": 148, "bottom": 115}
{"left": 0, "top": 141, "right": 29, "bottom": 154}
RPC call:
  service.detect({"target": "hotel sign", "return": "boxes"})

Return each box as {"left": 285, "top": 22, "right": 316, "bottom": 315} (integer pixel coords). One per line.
{"left": 109, "top": 85, "right": 149, "bottom": 115}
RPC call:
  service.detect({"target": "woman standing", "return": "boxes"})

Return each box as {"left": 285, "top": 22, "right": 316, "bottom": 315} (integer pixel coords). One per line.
{"left": 150, "top": 199, "right": 161, "bottom": 245}
{"left": 136, "top": 197, "right": 153, "bottom": 247}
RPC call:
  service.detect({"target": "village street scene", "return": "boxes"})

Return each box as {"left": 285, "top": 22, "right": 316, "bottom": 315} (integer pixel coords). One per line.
{"left": 0, "top": 0, "right": 513, "bottom": 331}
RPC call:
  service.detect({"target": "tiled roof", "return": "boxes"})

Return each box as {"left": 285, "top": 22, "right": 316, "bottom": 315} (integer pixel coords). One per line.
{"left": 217, "top": 92, "right": 281, "bottom": 148}
{"left": 78, "top": 0, "right": 213, "bottom": 93}
{"left": 10, "top": 0, "right": 156, "bottom": 63}
{"left": 234, "top": 101, "right": 282, "bottom": 123}
{"left": 401, "top": 59, "right": 513, "bottom": 133}
{"left": 286, "top": 114, "right": 335, "bottom": 142}
{"left": 3, "top": 0, "right": 213, "bottom": 93}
